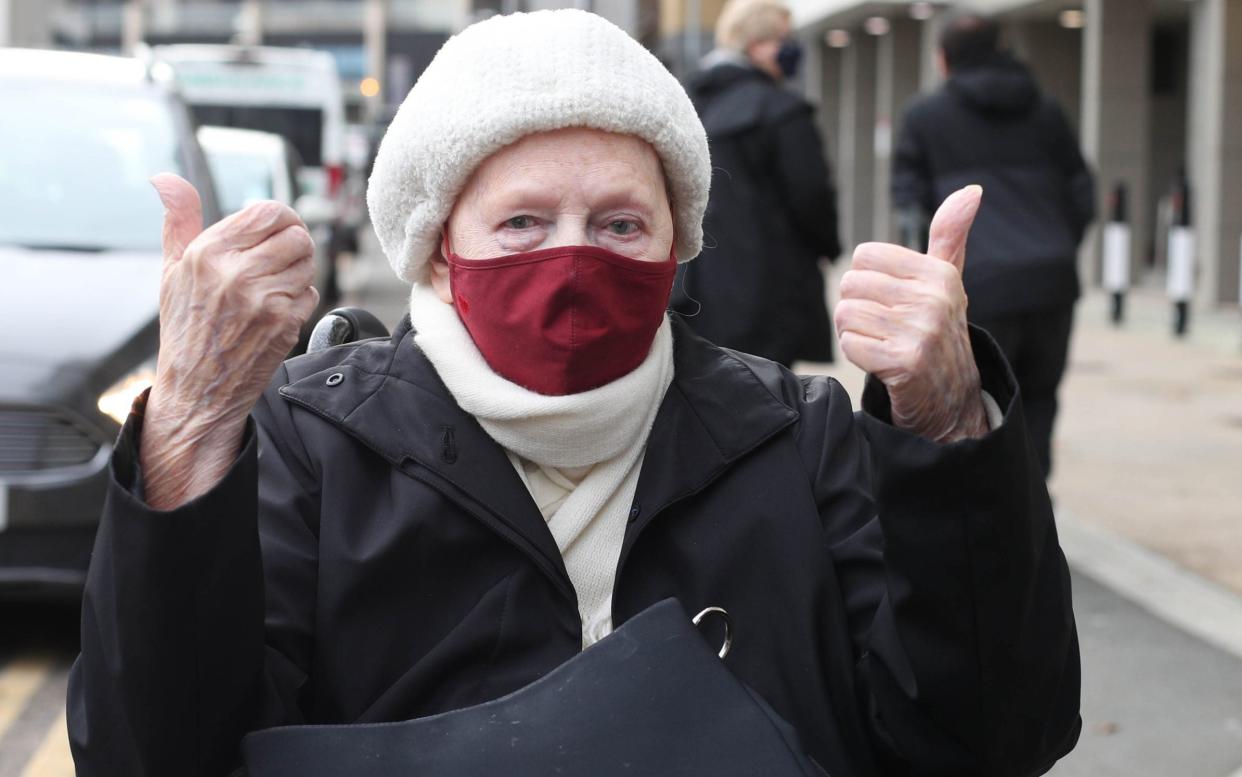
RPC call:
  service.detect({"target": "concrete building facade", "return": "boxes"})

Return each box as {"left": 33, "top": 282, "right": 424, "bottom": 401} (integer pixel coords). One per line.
{"left": 786, "top": 0, "right": 1242, "bottom": 310}
{"left": 22, "top": 0, "right": 471, "bottom": 120}
{"left": 0, "top": 0, "right": 55, "bottom": 47}
{"left": 48, "top": 1, "right": 658, "bottom": 114}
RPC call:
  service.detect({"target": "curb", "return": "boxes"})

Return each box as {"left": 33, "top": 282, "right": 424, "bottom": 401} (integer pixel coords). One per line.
{"left": 1056, "top": 509, "right": 1242, "bottom": 663}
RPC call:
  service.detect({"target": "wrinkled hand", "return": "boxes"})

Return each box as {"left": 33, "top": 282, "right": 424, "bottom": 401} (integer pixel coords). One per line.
{"left": 835, "top": 186, "right": 988, "bottom": 443}
{"left": 140, "top": 173, "right": 319, "bottom": 508}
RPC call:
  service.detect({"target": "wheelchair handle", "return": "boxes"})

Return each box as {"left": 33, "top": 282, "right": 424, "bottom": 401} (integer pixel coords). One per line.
{"left": 307, "top": 307, "right": 390, "bottom": 354}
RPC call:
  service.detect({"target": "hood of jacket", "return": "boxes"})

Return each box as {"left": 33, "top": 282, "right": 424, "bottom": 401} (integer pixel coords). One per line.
{"left": 687, "top": 58, "right": 779, "bottom": 138}
{"left": 946, "top": 52, "right": 1041, "bottom": 117}
{"left": 689, "top": 52, "right": 770, "bottom": 94}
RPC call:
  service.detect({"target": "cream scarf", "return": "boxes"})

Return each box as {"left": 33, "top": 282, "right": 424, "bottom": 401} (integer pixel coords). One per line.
{"left": 408, "top": 283, "right": 674, "bottom": 646}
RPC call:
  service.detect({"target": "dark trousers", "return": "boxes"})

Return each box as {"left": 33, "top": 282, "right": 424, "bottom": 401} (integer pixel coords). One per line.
{"left": 973, "top": 306, "right": 1075, "bottom": 478}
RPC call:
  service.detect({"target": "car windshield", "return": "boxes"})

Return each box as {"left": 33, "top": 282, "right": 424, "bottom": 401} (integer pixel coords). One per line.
{"left": 0, "top": 83, "right": 182, "bottom": 252}
{"left": 204, "top": 147, "right": 273, "bottom": 214}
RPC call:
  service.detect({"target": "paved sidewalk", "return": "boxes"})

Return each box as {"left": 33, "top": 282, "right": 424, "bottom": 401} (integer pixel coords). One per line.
{"left": 1049, "top": 289, "right": 1242, "bottom": 595}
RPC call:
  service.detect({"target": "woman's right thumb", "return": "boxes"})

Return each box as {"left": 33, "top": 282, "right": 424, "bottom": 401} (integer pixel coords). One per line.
{"left": 151, "top": 173, "right": 203, "bottom": 263}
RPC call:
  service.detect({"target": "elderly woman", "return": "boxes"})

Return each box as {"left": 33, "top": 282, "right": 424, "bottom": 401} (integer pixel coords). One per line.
{"left": 69, "top": 10, "right": 1079, "bottom": 777}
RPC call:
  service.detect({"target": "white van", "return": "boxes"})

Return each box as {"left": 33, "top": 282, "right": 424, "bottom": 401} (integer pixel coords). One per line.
{"left": 197, "top": 125, "right": 337, "bottom": 344}
{"left": 153, "top": 44, "right": 347, "bottom": 292}
{"left": 152, "top": 45, "right": 344, "bottom": 198}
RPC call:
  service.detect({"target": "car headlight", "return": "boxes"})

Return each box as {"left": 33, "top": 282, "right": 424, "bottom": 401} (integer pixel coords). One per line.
{"left": 97, "top": 360, "right": 157, "bottom": 425}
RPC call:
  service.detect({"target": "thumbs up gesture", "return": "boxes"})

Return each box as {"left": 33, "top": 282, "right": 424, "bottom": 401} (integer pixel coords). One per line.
{"left": 140, "top": 174, "right": 319, "bottom": 509}
{"left": 835, "top": 186, "right": 989, "bottom": 443}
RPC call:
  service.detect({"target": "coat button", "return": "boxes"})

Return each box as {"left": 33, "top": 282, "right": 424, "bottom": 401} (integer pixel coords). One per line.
{"left": 628, "top": 505, "right": 641, "bottom": 523}
{"left": 325, "top": 372, "right": 344, "bottom": 387}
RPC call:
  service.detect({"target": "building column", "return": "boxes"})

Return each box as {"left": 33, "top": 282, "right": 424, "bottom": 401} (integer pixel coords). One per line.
{"left": 1, "top": 0, "right": 54, "bottom": 48}
{"left": 817, "top": 39, "right": 843, "bottom": 169}
{"left": 1187, "top": 0, "right": 1242, "bottom": 305}
{"left": 799, "top": 32, "right": 842, "bottom": 158}
{"left": 1009, "top": 19, "right": 1084, "bottom": 130}
{"left": 837, "top": 32, "right": 877, "bottom": 251}
{"left": 1081, "top": 0, "right": 1152, "bottom": 287}
{"left": 801, "top": 34, "right": 848, "bottom": 258}
{"left": 364, "top": 0, "right": 388, "bottom": 123}
{"left": 233, "top": 0, "right": 263, "bottom": 45}
{"left": 798, "top": 27, "right": 825, "bottom": 106}
{"left": 873, "top": 18, "right": 921, "bottom": 243}
{"left": 918, "top": 8, "right": 947, "bottom": 92}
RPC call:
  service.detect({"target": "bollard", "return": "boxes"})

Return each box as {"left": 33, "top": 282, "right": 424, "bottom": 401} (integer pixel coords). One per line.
{"left": 1102, "top": 182, "right": 1131, "bottom": 325}
{"left": 1167, "top": 174, "right": 1194, "bottom": 337}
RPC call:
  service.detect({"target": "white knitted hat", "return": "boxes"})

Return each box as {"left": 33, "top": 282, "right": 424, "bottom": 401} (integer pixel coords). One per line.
{"left": 367, "top": 9, "right": 712, "bottom": 283}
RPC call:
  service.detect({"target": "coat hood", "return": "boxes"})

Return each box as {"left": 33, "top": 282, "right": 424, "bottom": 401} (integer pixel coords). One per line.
{"left": 688, "top": 56, "right": 770, "bottom": 102}
{"left": 946, "top": 53, "right": 1041, "bottom": 117}
{"left": 687, "top": 57, "right": 780, "bottom": 139}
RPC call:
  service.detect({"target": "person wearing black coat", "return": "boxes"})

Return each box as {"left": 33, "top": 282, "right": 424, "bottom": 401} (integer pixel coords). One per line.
{"left": 69, "top": 9, "right": 1080, "bottom": 777}
{"left": 672, "top": 0, "right": 841, "bottom": 367}
{"left": 892, "top": 14, "right": 1096, "bottom": 476}
{"left": 70, "top": 315, "right": 1081, "bottom": 777}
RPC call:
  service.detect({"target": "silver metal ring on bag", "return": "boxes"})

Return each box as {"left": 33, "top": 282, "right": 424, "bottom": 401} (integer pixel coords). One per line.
{"left": 692, "top": 606, "right": 733, "bottom": 660}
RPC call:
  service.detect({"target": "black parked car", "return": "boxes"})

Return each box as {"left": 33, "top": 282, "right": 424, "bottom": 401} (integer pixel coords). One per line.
{"left": 0, "top": 49, "right": 220, "bottom": 597}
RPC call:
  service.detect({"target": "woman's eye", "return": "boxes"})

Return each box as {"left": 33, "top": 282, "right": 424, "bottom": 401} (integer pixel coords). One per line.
{"left": 607, "top": 220, "right": 638, "bottom": 236}
{"left": 505, "top": 215, "right": 537, "bottom": 229}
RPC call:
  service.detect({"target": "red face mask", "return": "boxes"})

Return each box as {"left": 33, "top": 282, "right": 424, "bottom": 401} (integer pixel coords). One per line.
{"left": 445, "top": 244, "right": 676, "bottom": 395}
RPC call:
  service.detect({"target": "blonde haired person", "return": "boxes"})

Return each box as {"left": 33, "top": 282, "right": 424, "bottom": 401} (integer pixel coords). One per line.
{"left": 672, "top": 0, "right": 841, "bottom": 366}
{"left": 70, "top": 10, "right": 1079, "bottom": 777}
{"left": 714, "top": 0, "right": 793, "bottom": 75}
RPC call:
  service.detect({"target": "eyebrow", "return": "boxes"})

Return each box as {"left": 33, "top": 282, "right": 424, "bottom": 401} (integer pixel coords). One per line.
{"left": 587, "top": 183, "right": 662, "bottom": 215}
{"left": 483, "top": 183, "right": 663, "bottom": 218}
{"left": 472, "top": 180, "right": 563, "bottom": 213}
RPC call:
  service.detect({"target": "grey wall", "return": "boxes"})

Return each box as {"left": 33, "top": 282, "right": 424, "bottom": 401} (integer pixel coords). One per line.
{"left": 0, "top": 0, "right": 55, "bottom": 47}
{"left": 837, "top": 32, "right": 877, "bottom": 252}
{"left": 873, "top": 18, "right": 921, "bottom": 243}
{"left": 1186, "top": 0, "right": 1242, "bottom": 304}
{"left": 1147, "top": 22, "right": 1190, "bottom": 271}
{"left": 1009, "top": 19, "right": 1083, "bottom": 132}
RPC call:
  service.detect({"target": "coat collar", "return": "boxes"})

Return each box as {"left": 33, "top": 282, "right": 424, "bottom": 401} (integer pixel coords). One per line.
{"left": 278, "top": 314, "right": 799, "bottom": 599}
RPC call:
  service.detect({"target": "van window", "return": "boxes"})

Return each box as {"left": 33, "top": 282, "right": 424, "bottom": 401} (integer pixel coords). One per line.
{"left": 203, "top": 148, "right": 274, "bottom": 214}
{"left": 189, "top": 105, "right": 324, "bottom": 167}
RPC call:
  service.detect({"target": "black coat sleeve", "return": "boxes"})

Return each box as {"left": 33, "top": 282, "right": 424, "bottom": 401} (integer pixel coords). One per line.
{"left": 1044, "top": 100, "right": 1096, "bottom": 243}
{"left": 808, "top": 327, "right": 1081, "bottom": 776}
{"left": 768, "top": 104, "right": 842, "bottom": 261}
{"left": 67, "top": 364, "right": 320, "bottom": 777}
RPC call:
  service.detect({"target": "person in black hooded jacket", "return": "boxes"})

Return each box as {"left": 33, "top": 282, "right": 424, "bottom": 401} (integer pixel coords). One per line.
{"left": 672, "top": 0, "right": 841, "bottom": 367}
{"left": 892, "top": 13, "right": 1096, "bottom": 477}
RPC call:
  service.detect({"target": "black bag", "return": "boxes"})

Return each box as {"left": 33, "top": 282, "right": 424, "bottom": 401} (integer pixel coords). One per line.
{"left": 242, "top": 598, "right": 828, "bottom": 776}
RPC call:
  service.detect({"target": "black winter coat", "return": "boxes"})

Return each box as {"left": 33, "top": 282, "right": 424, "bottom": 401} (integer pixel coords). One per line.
{"left": 892, "top": 54, "right": 1096, "bottom": 320}
{"left": 673, "top": 62, "right": 841, "bottom": 365}
{"left": 68, "top": 315, "right": 1080, "bottom": 777}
